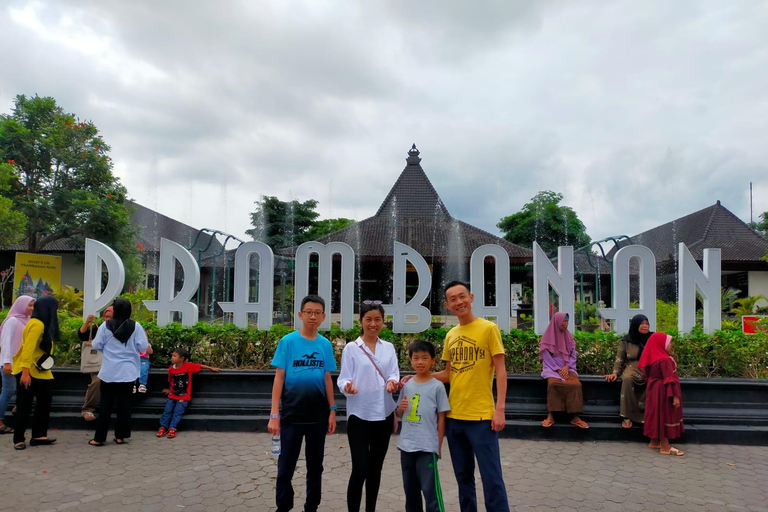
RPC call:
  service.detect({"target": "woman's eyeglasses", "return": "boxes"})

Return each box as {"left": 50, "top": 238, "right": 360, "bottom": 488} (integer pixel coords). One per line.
{"left": 362, "top": 300, "right": 383, "bottom": 305}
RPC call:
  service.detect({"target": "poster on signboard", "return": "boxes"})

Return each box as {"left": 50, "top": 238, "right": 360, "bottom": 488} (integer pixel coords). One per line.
{"left": 13, "top": 252, "right": 62, "bottom": 299}
{"left": 742, "top": 315, "right": 768, "bottom": 334}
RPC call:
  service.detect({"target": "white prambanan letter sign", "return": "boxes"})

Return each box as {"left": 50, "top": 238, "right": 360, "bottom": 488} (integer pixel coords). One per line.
{"left": 218, "top": 241, "right": 275, "bottom": 330}
{"left": 143, "top": 239, "right": 200, "bottom": 327}
{"left": 598, "top": 245, "right": 657, "bottom": 333}
{"left": 470, "top": 244, "right": 511, "bottom": 333}
{"left": 84, "top": 238, "right": 722, "bottom": 334}
{"left": 83, "top": 239, "right": 125, "bottom": 320}
{"left": 678, "top": 244, "right": 721, "bottom": 334}
{"left": 293, "top": 241, "right": 355, "bottom": 331}
{"left": 383, "top": 242, "right": 432, "bottom": 333}
{"left": 533, "top": 243, "right": 575, "bottom": 335}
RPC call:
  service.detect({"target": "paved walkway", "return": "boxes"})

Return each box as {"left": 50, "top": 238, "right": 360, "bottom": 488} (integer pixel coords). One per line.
{"left": 1, "top": 431, "right": 766, "bottom": 511}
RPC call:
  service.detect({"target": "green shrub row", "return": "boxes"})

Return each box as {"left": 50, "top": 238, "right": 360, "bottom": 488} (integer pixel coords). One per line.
{"left": 40, "top": 314, "right": 768, "bottom": 379}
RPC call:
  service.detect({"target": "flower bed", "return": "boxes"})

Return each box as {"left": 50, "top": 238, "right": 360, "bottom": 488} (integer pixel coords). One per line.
{"left": 32, "top": 314, "right": 766, "bottom": 378}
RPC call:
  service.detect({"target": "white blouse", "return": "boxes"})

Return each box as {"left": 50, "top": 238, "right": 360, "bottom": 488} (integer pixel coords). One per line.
{"left": 337, "top": 337, "right": 400, "bottom": 421}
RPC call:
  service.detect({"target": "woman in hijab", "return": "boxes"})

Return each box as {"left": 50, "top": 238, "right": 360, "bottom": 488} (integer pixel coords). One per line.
{"left": 604, "top": 314, "right": 651, "bottom": 428}
{"left": 540, "top": 312, "right": 588, "bottom": 429}
{"left": 79, "top": 306, "right": 114, "bottom": 421}
{"left": 0, "top": 295, "right": 35, "bottom": 434}
{"left": 11, "top": 295, "right": 59, "bottom": 450}
{"left": 639, "top": 332, "right": 684, "bottom": 456}
{"left": 89, "top": 298, "right": 148, "bottom": 446}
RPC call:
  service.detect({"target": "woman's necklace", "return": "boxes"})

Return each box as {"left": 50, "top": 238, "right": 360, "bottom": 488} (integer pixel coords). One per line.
{"left": 362, "top": 336, "right": 377, "bottom": 354}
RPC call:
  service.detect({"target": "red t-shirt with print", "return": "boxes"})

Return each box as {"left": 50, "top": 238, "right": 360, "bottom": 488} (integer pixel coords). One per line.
{"left": 167, "top": 362, "right": 202, "bottom": 401}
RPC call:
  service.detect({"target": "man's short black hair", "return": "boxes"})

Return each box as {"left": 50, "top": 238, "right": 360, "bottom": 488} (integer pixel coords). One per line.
{"left": 301, "top": 295, "right": 325, "bottom": 312}
{"left": 174, "top": 347, "right": 190, "bottom": 362}
{"left": 444, "top": 281, "right": 470, "bottom": 298}
{"left": 408, "top": 340, "right": 436, "bottom": 358}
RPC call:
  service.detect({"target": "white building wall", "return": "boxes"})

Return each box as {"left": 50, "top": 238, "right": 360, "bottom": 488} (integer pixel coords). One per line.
{"left": 748, "top": 271, "right": 768, "bottom": 300}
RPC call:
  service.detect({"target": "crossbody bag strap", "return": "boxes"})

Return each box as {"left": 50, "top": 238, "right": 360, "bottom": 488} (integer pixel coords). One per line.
{"left": 356, "top": 341, "right": 388, "bottom": 384}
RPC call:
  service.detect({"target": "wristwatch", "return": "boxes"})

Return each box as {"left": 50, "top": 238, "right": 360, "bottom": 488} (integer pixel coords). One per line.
{"left": 270, "top": 413, "right": 280, "bottom": 419}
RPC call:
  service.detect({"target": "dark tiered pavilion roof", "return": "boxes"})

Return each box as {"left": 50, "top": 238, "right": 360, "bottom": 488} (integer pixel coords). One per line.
{"left": 610, "top": 201, "right": 768, "bottom": 266}
{"left": 286, "top": 145, "right": 532, "bottom": 261}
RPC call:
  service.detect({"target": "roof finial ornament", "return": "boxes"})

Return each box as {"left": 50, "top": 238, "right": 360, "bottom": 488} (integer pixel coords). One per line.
{"left": 406, "top": 143, "right": 421, "bottom": 165}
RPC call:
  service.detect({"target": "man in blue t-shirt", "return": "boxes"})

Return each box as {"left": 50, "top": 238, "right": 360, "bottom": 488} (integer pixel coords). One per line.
{"left": 268, "top": 295, "right": 338, "bottom": 512}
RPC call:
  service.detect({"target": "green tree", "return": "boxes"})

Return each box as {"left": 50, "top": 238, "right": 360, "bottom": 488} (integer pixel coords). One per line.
{"left": 305, "top": 218, "right": 355, "bottom": 241}
{"left": 0, "top": 95, "right": 141, "bottom": 287}
{"left": 750, "top": 211, "right": 768, "bottom": 238}
{"left": 0, "top": 162, "right": 27, "bottom": 245}
{"left": 246, "top": 196, "right": 320, "bottom": 249}
{"left": 497, "top": 190, "right": 591, "bottom": 255}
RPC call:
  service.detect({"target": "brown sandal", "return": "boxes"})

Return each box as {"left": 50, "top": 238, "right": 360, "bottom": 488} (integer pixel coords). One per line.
{"left": 571, "top": 419, "right": 589, "bottom": 429}
{"left": 622, "top": 419, "right": 632, "bottom": 429}
{"left": 660, "top": 447, "right": 685, "bottom": 456}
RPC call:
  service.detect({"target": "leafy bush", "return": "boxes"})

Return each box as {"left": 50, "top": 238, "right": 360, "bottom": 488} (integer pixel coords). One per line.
{"left": 22, "top": 312, "right": 762, "bottom": 379}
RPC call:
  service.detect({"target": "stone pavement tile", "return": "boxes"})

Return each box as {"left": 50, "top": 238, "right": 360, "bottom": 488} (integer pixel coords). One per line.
{"left": 2, "top": 433, "right": 768, "bottom": 511}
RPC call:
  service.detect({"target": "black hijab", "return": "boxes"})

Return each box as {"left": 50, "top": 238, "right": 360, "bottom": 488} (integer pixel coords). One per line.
{"left": 622, "top": 314, "right": 653, "bottom": 359}
{"left": 106, "top": 298, "right": 136, "bottom": 344}
{"left": 30, "top": 295, "right": 60, "bottom": 353}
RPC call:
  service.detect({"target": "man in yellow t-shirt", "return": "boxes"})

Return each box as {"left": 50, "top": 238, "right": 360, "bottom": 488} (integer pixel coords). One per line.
{"left": 434, "top": 281, "right": 509, "bottom": 512}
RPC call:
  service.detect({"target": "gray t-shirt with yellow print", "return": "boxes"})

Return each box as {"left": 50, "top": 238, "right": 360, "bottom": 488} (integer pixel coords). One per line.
{"left": 397, "top": 378, "right": 451, "bottom": 454}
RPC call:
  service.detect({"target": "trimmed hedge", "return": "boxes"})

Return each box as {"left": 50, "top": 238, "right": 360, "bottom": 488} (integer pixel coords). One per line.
{"left": 36, "top": 314, "right": 768, "bottom": 378}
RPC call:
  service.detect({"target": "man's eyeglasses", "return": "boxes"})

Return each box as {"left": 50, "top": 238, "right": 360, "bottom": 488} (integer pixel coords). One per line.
{"left": 362, "top": 300, "right": 383, "bottom": 305}
{"left": 301, "top": 310, "right": 324, "bottom": 317}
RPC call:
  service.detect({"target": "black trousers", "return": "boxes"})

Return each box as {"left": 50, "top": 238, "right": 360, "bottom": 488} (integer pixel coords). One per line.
{"left": 276, "top": 421, "right": 327, "bottom": 512}
{"left": 94, "top": 381, "right": 134, "bottom": 443}
{"left": 401, "top": 450, "right": 445, "bottom": 512}
{"left": 346, "top": 413, "right": 394, "bottom": 512}
{"left": 13, "top": 375, "right": 53, "bottom": 445}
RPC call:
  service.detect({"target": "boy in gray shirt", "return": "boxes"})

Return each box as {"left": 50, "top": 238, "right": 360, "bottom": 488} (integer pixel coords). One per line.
{"left": 397, "top": 340, "right": 451, "bottom": 512}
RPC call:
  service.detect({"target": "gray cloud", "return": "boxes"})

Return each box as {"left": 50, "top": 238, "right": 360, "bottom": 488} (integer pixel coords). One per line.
{"left": 1, "top": 0, "right": 766, "bottom": 245}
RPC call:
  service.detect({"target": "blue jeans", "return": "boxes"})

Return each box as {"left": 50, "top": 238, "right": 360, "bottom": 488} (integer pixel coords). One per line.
{"left": 0, "top": 371, "right": 17, "bottom": 422}
{"left": 139, "top": 358, "right": 150, "bottom": 386}
{"left": 446, "top": 418, "right": 510, "bottom": 512}
{"left": 160, "top": 398, "right": 189, "bottom": 430}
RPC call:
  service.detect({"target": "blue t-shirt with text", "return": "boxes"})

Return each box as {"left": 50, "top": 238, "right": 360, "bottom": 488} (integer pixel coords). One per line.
{"left": 271, "top": 330, "right": 337, "bottom": 423}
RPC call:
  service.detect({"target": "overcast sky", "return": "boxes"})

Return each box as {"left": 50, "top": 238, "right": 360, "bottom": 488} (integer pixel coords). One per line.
{"left": 2, "top": 0, "right": 767, "bottom": 247}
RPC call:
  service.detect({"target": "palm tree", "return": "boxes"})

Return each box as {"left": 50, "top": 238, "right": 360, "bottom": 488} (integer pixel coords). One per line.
{"left": 731, "top": 295, "right": 768, "bottom": 317}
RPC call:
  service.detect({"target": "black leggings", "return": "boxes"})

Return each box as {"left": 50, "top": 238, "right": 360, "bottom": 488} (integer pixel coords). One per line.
{"left": 94, "top": 381, "right": 134, "bottom": 443}
{"left": 13, "top": 375, "right": 53, "bottom": 445}
{"left": 346, "top": 413, "right": 394, "bottom": 512}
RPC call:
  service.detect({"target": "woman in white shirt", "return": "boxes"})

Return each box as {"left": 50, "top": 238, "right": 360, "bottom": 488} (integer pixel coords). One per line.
{"left": 337, "top": 301, "right": 400, "bottom": 512}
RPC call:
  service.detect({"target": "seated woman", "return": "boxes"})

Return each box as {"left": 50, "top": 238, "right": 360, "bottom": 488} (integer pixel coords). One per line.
{"left": 540, "top": 312, "right": 588, "bottom": 429}
{"left": 604, "top": 314, "right": 650, "bottom": 428}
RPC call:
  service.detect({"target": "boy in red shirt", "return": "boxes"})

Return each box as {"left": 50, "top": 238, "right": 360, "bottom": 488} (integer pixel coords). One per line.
{"left": 156, "top": 348, "right": 219, "bottom": 439}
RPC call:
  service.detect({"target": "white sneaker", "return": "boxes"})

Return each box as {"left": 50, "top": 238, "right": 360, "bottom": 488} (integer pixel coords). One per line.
{"left": 132, "top": 385, "right": 137, "bottom": 394}
{"left": 138, "top": 385, "right": 147, "bottom": 393}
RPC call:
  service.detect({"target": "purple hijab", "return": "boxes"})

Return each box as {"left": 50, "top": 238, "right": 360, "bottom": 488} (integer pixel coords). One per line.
{"left": 539, "top": 312, "right": 575, "bottom": 361}
{"left": 0, "top": 295, "right": 35, "bottom": 356}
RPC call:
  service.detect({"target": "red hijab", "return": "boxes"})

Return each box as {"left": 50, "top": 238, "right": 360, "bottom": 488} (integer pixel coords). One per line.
{"left": 638, "top": 332, "right": 674, "bottom": 369}
{"left": 539, "top": 312, "right": 575, "bottom": 361}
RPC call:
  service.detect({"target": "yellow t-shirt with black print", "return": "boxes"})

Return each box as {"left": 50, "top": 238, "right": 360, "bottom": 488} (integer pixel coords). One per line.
{"left": 441, "top": 317, "right": 505, "bottom": 420}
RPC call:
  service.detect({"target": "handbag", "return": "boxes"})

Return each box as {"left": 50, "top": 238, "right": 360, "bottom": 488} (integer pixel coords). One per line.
{"left": 356, "top": 342, "right": 400, "bottom": 433}
{"left": 35, "top": 352, "right": 54, "bottom": 371}
{"left": 80, "top": 326, "right": 103, "bottom": 374}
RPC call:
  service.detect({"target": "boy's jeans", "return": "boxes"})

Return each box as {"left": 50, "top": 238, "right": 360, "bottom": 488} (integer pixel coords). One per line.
{"left": 160, "top": 398, "right": 189, "bottom": 430}
{"left": 139, "top": 358, "right": 150, "bottom": 386}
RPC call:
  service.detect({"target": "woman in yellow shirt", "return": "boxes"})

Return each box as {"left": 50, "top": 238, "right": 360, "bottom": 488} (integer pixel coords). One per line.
{"left": 12, "top": 295, "right": 59, "bottom": 450}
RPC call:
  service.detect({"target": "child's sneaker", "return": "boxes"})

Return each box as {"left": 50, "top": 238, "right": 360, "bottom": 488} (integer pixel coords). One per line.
{"left": 138, "top": 385, "right": 147, "bottom": 393}
{"left": 167, "top": 428, "right": 177, "bottom": 439}
{"left": 156, "top": 427, "right": 167, "bottom": 437}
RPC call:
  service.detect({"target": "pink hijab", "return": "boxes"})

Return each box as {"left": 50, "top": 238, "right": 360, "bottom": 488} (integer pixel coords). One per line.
{"left": 0, "top": 295, "right": 35, "bottom": 355}
{"left": 539, "top": 312, "right": 575, "bottom": 361}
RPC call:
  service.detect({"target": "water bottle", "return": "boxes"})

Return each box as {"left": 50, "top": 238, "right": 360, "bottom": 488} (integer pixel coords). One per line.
{"left": 271, "top": 435, "right": 281, "bottom": 457}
